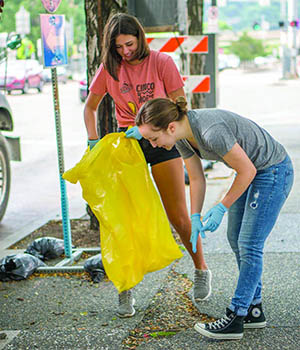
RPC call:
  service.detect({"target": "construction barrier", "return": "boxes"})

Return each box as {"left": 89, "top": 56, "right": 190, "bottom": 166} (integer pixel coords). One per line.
{"left": 147, "top": 35, "right": 212, "bottom": 95}
{"left": 182, "top": 75, "right": 210, "bottom": 94}
{"left": 146, "top": 36, "right": 208, "bottom": 54}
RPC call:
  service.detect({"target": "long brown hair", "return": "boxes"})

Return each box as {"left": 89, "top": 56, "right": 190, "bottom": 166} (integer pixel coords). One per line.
{"left": 136, "top": 97, "right": 188, "bottom": 130}
{"left": 101, "top": 13, "right": 150, "bottom": 81}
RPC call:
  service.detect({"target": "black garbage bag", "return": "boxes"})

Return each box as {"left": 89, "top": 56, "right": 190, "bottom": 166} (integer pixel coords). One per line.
{"left": 84, "top": 253, "right": 106, "bottom": 283}
{"left": 0, "top": 253, "right": 46, "bottom": 281}
{"left": 25, "top": 237, "right": 66, "bottom": 261}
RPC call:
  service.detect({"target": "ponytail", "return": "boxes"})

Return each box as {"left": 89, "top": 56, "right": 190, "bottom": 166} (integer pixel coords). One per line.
{"left": 175, "top": 96, "right": 188, "bottom": 115}
{"left": 136, "top": 97, "right": 187, "bottom": 130}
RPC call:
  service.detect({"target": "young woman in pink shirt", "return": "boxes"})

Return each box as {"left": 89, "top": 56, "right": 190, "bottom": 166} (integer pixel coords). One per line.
{"left": 84, "top": 13, "right": 211, "bottom": 317}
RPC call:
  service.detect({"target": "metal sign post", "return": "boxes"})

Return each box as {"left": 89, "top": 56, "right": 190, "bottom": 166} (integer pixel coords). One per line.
{"left": 38, "top": 3, "right": 100, "bottom": 272}
{"left": 50, "top": 67, "right": 72, "bottom": 258}
{"left": 40, "top": 3, "right": 72, "bottom": 259}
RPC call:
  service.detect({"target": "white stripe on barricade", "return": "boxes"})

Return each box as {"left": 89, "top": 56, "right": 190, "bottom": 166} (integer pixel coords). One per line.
{"left": 146, "top": 36, "right": 208, "bottom": 54}
{"left": 182, "top": 75, "right": 211, "bottom": 94}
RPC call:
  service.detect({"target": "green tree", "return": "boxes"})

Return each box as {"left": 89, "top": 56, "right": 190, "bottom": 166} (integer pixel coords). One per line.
{"left": 229, "top": 32, "right": 267, "bottom": 62}
{"left": 217, "top": 1, "right": 281, "bottom": 31}
{"left": 218, "top": 20, "right": 232, "bottom": 31}
{"left": 0, "top": 0, "right": 85, "bottom": 54}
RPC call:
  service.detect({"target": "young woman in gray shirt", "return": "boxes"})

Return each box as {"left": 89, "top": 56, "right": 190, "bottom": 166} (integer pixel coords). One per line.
{"left": 135, "top": 96, "right": 294, "bottom": 341}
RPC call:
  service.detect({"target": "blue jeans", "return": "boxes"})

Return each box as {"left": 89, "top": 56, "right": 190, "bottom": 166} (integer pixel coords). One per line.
{"left": 227, "top": 155, "right": 294, "bottom": 316}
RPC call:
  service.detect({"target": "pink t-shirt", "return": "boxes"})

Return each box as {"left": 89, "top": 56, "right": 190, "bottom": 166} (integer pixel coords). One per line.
{"left": 89, "top": 50, "right": 184, "bottom": 127}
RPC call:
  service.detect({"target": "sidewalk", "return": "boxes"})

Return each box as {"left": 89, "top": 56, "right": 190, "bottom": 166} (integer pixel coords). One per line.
{"left": 0, "top": 156, "right": 299, "bottom": 349}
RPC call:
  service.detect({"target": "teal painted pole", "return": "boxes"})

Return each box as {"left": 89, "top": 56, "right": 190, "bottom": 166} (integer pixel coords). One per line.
{"left": 51, "top": 67, "right": 72, "bottom": 258}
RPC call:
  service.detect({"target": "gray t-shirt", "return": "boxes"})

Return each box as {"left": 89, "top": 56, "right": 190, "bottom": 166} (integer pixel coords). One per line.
{"left": 176, "top": 109, "right": 287, "bottom": 170}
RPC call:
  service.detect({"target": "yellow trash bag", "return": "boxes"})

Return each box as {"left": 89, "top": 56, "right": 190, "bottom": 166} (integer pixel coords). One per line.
{"left": 63, "top": 132, "right": 183, "bottom": 293}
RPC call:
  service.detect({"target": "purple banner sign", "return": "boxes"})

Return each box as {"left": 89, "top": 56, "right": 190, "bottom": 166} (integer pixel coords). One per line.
{"left": 40, "top": 0, "right": 62, "bottom": 13}
{"left": 40, "top": 14, "right": 68, "bottom": 67}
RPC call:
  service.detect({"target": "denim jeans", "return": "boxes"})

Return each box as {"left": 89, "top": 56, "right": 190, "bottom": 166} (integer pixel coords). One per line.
{"left": 227, "top": 155, "right": 294, "bottom": 316}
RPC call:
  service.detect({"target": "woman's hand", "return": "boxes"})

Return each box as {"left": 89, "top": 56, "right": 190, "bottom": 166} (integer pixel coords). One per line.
{"left": 202, "top": 203, "right": 228, "bottom": 232}
{"left": 125, "top": 126, "right": 142, "bottom": 140}
{"left": 88, "top": 139, "right": 100, "bottom": 150}
{"left": 190, "top": 213, "right": 206, "bottom": 253}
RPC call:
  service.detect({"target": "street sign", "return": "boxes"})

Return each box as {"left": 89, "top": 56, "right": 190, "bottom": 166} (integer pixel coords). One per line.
{"left": 40, "top": 14, "right": 68, "bottom": 67}
{"left": 40, "top": 0, "right": 62, "bottom": 13}
{"left": 207, "top": 6, "right": 219, "bottom": 34}
{"left": 15, "top": 6, "right": 30, "bottom": 35}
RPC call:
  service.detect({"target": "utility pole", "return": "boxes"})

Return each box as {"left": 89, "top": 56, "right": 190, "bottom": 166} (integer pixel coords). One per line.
{"left": 205, "top": 0, "right": 218, "bottom": 107}
{"left": 287, "top": 0, "right": 298, "bottom": 77}
{"left": 280, "top": 0, "right": 298, "bottom": 78}
{"left": 280, "top": 0, "right": 290, "bottom": 79}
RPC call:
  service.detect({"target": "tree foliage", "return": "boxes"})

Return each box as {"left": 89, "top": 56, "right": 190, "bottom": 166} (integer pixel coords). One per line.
{"left": 218, "top": 1, "right": 280, "bottom": 31}
{"left": 0, "top": 0, "right": 85, "bottom": 50}
{"left": 229, "top": 32, "right": 267, "bottom": 61}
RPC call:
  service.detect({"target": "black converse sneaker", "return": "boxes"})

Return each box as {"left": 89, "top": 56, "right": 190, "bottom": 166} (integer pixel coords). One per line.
{"left": 244, "top": 303, "right": 267, "bottom": 329}
{"left": 194, "top": 310, "right": 244, "bottom": 340}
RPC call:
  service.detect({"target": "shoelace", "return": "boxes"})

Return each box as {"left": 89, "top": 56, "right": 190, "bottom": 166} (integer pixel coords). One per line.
{"left": 207, "top": 314, "right": 233, "bottom": 330}
{"left": 119, "top": 291, "right": 131, "bottom": 306}
{"left": 194, "top": 271, "right": 208, "bottom": 286}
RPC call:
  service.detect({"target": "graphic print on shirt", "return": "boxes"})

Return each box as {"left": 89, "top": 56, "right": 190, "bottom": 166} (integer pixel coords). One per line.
{"left": 120, "top": 81, "right": 133, "bottom": 94}
{"left": 136, "top": 82, "right": 155, "bottom": 104}
{"left": 128, "top": 101, "right": 137, "bottom": 115}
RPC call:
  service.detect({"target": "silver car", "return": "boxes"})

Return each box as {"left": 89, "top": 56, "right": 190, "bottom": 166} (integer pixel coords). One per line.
{"left": 0, "top": 92, "right": 21, "bottom": 220}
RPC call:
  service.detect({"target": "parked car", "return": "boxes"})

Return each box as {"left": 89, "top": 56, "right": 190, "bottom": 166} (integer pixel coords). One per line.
{"left": 0, "top": 92, "right": 21, "bottom": 220}
{"left": 218, "top": 54, "right": 240, "bottom": 71}
{"left": 79, "top": 78, "right": 88, "bottom": 103}
{"left": 0, "top": 59, "right": 44, "bottom": 94}
{"left": 254, "top": 55, "right": 277, "bottom": 67}
{"left": 42, "top": 66, "right": 68, "bottom": 84}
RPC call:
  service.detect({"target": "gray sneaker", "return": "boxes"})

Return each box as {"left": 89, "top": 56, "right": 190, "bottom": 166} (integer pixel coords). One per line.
{"left": 194, "top": 269, "right": 212, "bottom": 302}
{"left": 117, "top": 289, "right": 136, "bottom": 318}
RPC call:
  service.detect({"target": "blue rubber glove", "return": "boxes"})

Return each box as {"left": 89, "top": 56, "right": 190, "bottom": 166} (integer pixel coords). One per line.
{"left": 202, "top": 203, "right": 228, "bottom": 232}
{"left": 88, "top": 139, "right": 100, "bottom": 150}
{"left": 125, "top": 126, "right": 142, "bottom": 140}
{"left": 190, "top": 213, "right": 206, "bottom": 253}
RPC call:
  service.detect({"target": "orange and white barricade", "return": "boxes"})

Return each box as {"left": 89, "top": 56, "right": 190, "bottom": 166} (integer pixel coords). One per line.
{"left": 147, "top": 35, "right": 212, "bottom": 94}
{"left": 146, "top": 36, "right": 208, "bottom": 54}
